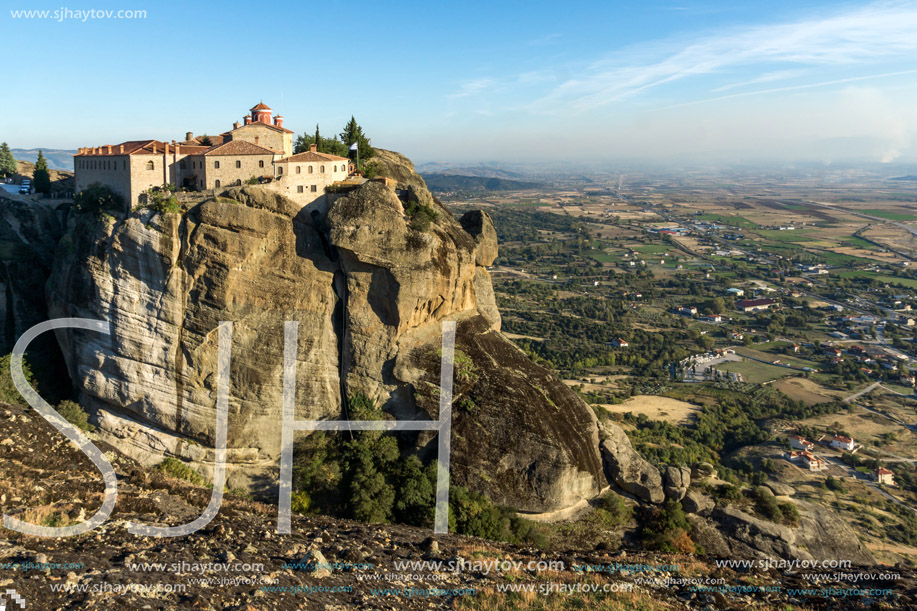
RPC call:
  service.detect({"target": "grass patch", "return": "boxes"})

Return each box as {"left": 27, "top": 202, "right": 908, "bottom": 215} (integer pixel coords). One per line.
{"left": 862, "top": 209, "right": 917, "bottom": 221}
{"left": 716, "top": 360, "right": 794, "bottom": 384}
{"left": 155, "top": 457, "right": 208, "bottom": 487}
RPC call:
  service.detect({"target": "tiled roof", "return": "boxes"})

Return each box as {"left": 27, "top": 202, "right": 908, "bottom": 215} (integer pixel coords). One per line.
{"left": 181, "top": 135, "right": 228, "bottom": 147}
{"left": 76, "top": 140, "right": 165, "bottom": 156}
{"left": 250, "top": 102, "right": 271, "bottom": 111}
{"left": 201, "top": 140, "right": 280, "bottom": 156}
{"left": 231, "top": 122, "right": 294, "bottom": 135}
{"left": 274, "top": 151, "right": 349, "bottom": 163}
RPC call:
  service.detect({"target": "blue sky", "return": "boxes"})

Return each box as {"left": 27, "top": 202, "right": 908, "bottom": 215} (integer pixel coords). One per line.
{"left": 4, "top": 0, "right": 917, "bottom": 165}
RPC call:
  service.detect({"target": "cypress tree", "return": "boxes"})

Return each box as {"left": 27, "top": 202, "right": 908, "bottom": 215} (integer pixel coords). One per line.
{"left": 32, "top": 150, "right": 51, "bottom": 195}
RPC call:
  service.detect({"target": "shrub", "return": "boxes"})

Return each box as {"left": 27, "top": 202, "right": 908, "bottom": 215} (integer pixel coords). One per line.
{"left": 826, "top": 476, "right": 847, "bottom": 494}
{"left": 55, "top": 400, "right": 93, "bottom": 432}
{"left": 144, "top": 186, "right": 182, "bottom": 214}
{"left": 290, "top": 490, "right": 311, "bottom": 514}
{"left": 639, "top": 500, "right": 696, "bottom": 553}
{"left": 595, "top": 492, "right": 632, "bottom": 526}
{"left": 0, "top": 353, "right": 33, "bottom": 404}
{"left": 74, "top": 182, "right": 124, "bottom": 214}
{"left": 155, "top": 457, "right": 207, "bottom": 487}
{"left": 404, "top": 199, "right": 438, "bottom": 232}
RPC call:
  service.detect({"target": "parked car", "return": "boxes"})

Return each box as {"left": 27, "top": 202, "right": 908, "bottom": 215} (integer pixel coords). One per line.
{"left": 19, "top": 179, "right": 30, "bottom": 194}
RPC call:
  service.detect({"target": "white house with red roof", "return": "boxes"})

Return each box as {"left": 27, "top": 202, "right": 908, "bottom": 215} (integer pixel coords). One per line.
{"left": 830, "top": 435, "right": 855, "bottom": 451}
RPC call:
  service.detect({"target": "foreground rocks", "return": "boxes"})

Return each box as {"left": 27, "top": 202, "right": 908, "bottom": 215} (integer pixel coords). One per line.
{"left": 3, "top": 400, "right": 908, "bottom": 611}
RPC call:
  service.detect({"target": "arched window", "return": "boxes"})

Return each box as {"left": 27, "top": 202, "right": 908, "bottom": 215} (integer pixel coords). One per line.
{"left": 214, "top": 179, "right": 221, "bottom": 188}
{"left": 214, "top": 160, "right": 220, "bottom": 169}
{"left": 295, "top": 165, "right": 301, "bottom": 174}
{"left": 235, "top": 160, "right": 241, "bottom": 168}
{"left": 235, "top": 179, "right": 242, "bottom": 186}
{"left": 320, "top": 165, "right": 325, "bottom": 172}
{"left": 278, "top": 166, "right": 283, "bottom": 175}
{"left": 308, "top": 165, "right": 313, "bottom": 174}
{"left": 146, "top": 161, "right": 154, "bottom": 170}
{"left": 259, "top": 160, "right": 265, "bottom": 168}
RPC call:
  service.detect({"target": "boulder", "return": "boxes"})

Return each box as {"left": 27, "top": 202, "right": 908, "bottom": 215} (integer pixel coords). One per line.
{"left": 706, "top": 501, "right": 874, "bottom": 564}
{"left": 598, "top": 421, "right": 664, "bottom": 504}
{"left": 663, "top": 466, "right": 691, "bottom": 501}
{"left": 765, "top": 481, "right": 795, "bottom": 497}
{"left": 692, "top": 462, "right": 717, "bottom": 480}
{"left": 682, "top": 490, "right": 714, "bottom": 515}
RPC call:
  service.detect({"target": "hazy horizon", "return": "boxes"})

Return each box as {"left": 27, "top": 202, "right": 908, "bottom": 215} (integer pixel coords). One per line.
{"left": 5, "top": 1, "right": 917, "bottom": 166}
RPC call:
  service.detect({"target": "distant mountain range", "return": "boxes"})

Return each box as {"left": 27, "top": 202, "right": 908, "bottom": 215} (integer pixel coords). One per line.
{"left": 11, "top": 148, "right": 76, "bottom": 171}
{"left": 415, "top": 161, "right": 532, "bottom": 180}
{"left": 421, "top": 173, "right": 541, "bottom": 192}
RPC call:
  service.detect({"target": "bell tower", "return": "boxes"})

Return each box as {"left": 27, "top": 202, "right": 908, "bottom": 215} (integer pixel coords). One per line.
{"left": 250, "top": 102, "right": 272, "bottom": 124}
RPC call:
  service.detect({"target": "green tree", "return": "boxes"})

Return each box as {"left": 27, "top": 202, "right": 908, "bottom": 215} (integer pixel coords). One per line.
{"left": 0, "top": 353, "right": 33, "bottom": 404}
{"left": 32, "top": 150, "right": 51, "bottom": 195}
{"left": 0, "top": 142, "right": 16, "bottom": 177}
{"left": 74, "top": 182, "right": 123, "bottom": 214}
{"left": 314, "top": 124, "right": 321, "bottom": 153}
{"left": 340, "top": 116, "right": 374, "bottom": 164}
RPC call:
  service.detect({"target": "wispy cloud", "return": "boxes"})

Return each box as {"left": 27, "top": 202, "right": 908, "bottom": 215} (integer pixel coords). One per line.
{"left": 710, "top": 69, "right": 806, "bottom": 93}
{"left": 447, "top": 78, "right": 497, "bottom": 99}
{"left": 659, "top": 68, "right": 917, "bottom": 110}
{"left": 529, "top": 1, "right": 917, "bottom": 112}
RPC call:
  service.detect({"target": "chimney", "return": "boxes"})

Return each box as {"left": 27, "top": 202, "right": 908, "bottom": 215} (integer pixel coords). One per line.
{"left": 244, "top": 115, "right": 252, "bottom": 125}
{"left": 119, "top": 144, "right": 124, "bottom": 154}
{"left": 274, "top": 115, "right": 284, "bottom": 128}
{"left": 309, "top": 143, "right": 317, "bottom": 153}
{"left": 165, "top": 142, "right": 170, "bottom": 155}
{"left": 233, "top": 121, "right": 241, "bottom": 130}
{"left": 185, "top": 131, "right": 193, "bottom": 142}
{"left": 153, "top": 143, "right": 157, "bottom": 154}
{"left": 107, "top": 145, "right": 112, "bottom": 154}
{"left": 176, "top": 143, "right": 180, "bottom": 155}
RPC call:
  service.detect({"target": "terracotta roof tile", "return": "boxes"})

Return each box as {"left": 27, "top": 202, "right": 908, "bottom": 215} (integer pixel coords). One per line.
{"left": 201, "top": 140, "right": 279, "bottom": 156}
{"left": 250, "top": 102, "right": 272, "bottom": 111}
{"left": 274, "top": 151, "right": 350, "bottom": 163}
{"left": 230, "top": 122, "right": 294, "bottom": 135}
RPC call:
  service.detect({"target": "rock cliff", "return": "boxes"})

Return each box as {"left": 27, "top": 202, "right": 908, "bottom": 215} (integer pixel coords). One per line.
{"left": 45, "top": 151, "right": 605, "bottom": 511}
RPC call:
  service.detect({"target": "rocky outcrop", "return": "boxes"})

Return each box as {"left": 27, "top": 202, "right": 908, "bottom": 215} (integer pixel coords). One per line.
{"left": 0, "top": 197, "right": 64, "bottom": 353}
{"left": 598, "top": 420, "right": 664, "bottom": 504}
{"left": 663, "top": 466, "right": 691, "bottom": 501}
{"left": 693, "top": 502, "right": 875, "bottom": 564}
{"left": 46, "top": 155, "right": 605, "bottom": 512}
{"left": 681, "top": 490, "right": 714, "bottom": 515}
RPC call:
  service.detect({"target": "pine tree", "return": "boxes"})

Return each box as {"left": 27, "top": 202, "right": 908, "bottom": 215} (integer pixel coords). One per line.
{"left": 32, "top": 150, "right": 51, "bottom": 195}
{"left": 0, "top": 142, "right": 16, "bottom": 177}
{"left": 340, "top": 116, "right": 374, "bottom": 165}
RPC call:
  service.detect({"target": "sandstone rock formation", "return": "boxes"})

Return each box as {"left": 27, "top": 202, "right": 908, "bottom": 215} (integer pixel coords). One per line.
{"left": 45, "top": 152, "right": 606, "bottom": 512}
{"left": 0, "top": 197, "right": 64, "bottom": 353}
{"left": 597, "top": 420, "right": 664, "bottom": 504}
{"left": 694, "top": 503, "right": 874, "bottom": 564}
{"left": 663, "top": 465, "right": 691, "bottom": 502}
